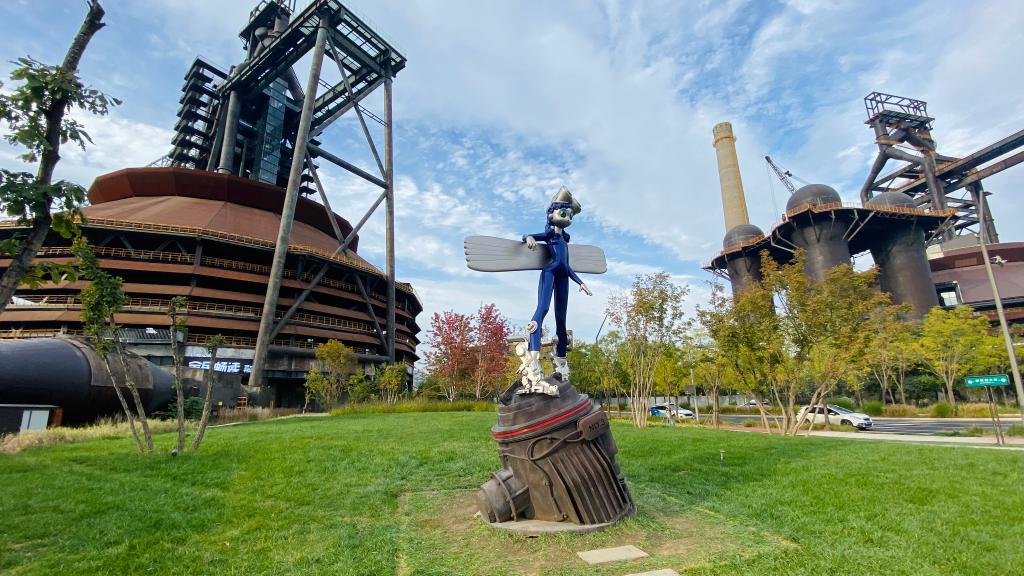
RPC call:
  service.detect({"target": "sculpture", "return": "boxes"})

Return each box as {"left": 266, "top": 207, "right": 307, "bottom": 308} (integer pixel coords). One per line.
{"left": 464, "top": 186, "right": 634, "bottom": 533}
{"left": 465, "top": 186, "right": 606, "bottom": 395}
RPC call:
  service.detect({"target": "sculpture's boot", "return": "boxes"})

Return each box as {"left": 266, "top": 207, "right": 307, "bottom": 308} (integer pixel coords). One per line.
{"left": 517, "top": 350, "right": 559, "bottom": 396}
{"left": 553, "top": 356, "right": 570, "bottom": 381}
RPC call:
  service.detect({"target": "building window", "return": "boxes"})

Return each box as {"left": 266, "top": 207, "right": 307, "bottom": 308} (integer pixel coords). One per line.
{"left": 935, "top": 282, "right": 960, "bottom": 307}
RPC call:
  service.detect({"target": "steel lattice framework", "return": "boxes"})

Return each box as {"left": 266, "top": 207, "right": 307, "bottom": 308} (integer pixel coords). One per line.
{"left": 168, "top": 0, "right": 407, "bottom": 385}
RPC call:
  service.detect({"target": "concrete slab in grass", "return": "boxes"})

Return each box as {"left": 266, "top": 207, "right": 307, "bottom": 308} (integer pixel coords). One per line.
{"left": 576, "top": 544, "right": 649, "bottom": 565}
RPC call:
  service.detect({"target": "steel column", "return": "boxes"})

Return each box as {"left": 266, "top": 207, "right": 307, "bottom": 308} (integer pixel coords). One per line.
{"left": 266, "top": 188, "right": 387, "bottom": 341}
{"left": 216, "top": 90, "right": 242, "bottom": 174}
{"left": 250, "top": 19, "right": 330, "bottom": 387}
{"left": 384, "top": 70, "right": 396, "bottom": 362}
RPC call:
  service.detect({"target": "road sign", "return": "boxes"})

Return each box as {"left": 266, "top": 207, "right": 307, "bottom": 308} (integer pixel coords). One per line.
{"left": 965, "top": 374, "right": 1010, "bottom": 387}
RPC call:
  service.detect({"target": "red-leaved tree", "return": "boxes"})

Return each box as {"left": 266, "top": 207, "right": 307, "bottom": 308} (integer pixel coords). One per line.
{"left": 424, "top": 311, "right": 474, "bottom": 401}
{"left": 470, "top": 303, "right": 512, "bottom": 399}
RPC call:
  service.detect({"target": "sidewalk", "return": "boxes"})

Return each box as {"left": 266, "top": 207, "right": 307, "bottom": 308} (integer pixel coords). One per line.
{"left": 798, "top": 429, "right": 1024, "bottom": 450}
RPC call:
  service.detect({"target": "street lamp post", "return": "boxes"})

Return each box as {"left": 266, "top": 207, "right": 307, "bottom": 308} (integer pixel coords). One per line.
{"left": 976, "top": 192, "right": 1024, "bottom": 422}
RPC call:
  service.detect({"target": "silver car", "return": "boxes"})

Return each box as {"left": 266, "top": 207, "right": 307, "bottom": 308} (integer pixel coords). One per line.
{"left": 797, "top": 405, "right": 873, "bottom": 430}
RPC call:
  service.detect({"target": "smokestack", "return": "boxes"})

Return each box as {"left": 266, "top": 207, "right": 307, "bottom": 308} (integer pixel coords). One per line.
{"left": 712, "top": 122, "right": 750, "bottom": 231}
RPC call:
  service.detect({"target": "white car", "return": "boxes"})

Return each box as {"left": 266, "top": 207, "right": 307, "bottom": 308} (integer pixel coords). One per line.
{"left": 797, "top": 405, "right": 873, "bottom": 430}
{"left": 650, "top": 403, "right": 696, "bottom": 419}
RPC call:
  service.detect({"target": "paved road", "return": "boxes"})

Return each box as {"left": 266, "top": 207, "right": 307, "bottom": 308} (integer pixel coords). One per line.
{"left": 717, "top": 414, "right": 1020, "bottom": 435}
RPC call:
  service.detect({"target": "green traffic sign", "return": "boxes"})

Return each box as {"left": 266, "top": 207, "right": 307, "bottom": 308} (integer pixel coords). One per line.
{"left": 965, "top": 374, "right": 1010, "bottom": 387}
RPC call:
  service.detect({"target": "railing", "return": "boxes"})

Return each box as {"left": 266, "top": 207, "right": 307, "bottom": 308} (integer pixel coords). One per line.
{"left": 23, "top": 246, "right": 401, "bottom": 305}
{"left": 715, "top": 202, "right": 958, "bottom": 256}
{"left": 6, "top": 295, "right": 380, "bottom": 335}
{"left": 784, "top": 201, "right": 956, "bottom": 220}
{"left": 0, "top": 328, "right": 417, "bottom": 350}
{"left": 2, "top": 217, "right": 415, "bottom": 297}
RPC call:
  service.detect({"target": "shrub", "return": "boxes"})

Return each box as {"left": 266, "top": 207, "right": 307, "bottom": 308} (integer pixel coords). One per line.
{"left": 929, "top": 401, "right": 954, "bottom": 418}
{"left": 330, "top": 399, "right": 493, "bottom": 416}
{"left": 1007, "top": 424, "right": 1024, "bottom": 437}
{"left": 963, "top": 425, "right": 987, "bottom": 436}
{"left": 742, "top": 420, "right": 757, "bottom": 428}
{"left": 882, "top": 404, "right": 918, "bottom": 417}
{"left": 831, "top": 397, "right": 856, "bottom": 411}
{"left": 861, "top": 401, "right": 884, "bottom": 416}
{"left": 0, "top": 417, "right": 180, "bottom": 454}
{"left": 159, "top": 396, "right": 204, "bottom": 420}
{"left": 960, "top": 403, "right": 995, "bottom": 418}
{"left": 212, "top": 407, "right": 299, "bottom": 424}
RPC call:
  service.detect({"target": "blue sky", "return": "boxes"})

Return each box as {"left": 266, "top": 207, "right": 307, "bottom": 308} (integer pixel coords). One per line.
{"left": 2, "top": 0, "right": 1023, "bottom": 348}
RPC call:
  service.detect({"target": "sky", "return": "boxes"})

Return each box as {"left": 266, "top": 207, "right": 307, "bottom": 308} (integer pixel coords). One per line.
{"left": 1, "top": 0, "right": 1023, "bottom": 353}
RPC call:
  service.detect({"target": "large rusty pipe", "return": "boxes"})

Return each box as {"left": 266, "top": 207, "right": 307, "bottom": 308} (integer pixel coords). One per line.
{"left": 712, "top": 122, "right": 750, "bottom": 231}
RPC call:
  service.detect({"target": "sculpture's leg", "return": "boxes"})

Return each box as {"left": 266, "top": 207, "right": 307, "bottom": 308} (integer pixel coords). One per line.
{"left": 520, "top": 268, "right": 558, "bottom": 396}
{"left": 528, "top": 269, "right": 554, "bottom": 352}
{"left": 552, "top": 273, "right": 570, "bottom": 380}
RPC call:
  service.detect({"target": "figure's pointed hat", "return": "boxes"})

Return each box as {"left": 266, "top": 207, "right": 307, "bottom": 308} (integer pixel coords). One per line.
{"left": 550, "top": 185, "right": 582, "bottom": 215}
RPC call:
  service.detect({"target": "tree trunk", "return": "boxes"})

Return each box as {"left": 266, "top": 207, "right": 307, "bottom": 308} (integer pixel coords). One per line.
{"left": 944, "top": 377, "right": 957, "bottom": 409}
{"left": 102, "top": 356, "right": 143, "bottom": 453}
{"left": 170, "top": 311, "right": 186, "bottom": 453}
{"left": 191, "top": 345, "right": 219, "bottom": 452}
{"left": 711, "top": 384, "right": 720, "bottom": 429}
{"left": 112, "top": 327, "right": 153, "bottom": 451}
{"left": 0, "top": 1, "right": 106, "bottom": 316}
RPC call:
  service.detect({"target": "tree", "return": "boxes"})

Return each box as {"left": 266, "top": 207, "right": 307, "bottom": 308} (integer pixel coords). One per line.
{"left": 866, "top": 308, "right": 918, "bottom": 405}
{"left": 653, "top": 345, "right": 688, "bottom": 407}
{"left": 698, "top": 281, "right": 782, "bottom": 432}
{"left": 761, "top": 255, "right": 891, "bottom": 434}
{"left": 469, "top": 303, "right": 511, "bottom": 399}
{"left": 916, "top": 306, "right": 991, "bottom": 410}
{"left": 190, "top": 334, "right": 224, "bottom": 452}
{"left": 305, "top": 340, "right": 358, "bottom": 410}
{"left": 424, "top": 311, "right": 474, "bottom": 401}
{"left": 606, "top": 272, "right": 688, "bottom": 428}
{"left": 167, "top": 296, "right": 188, "bottom": 453}
{"left": 0, "top": 1, "right": 118, "bottom": 314}
{"left": 77, "top": 238, "right": 153, "bottom": 452}
{"left": 377, "top": 363, "right": 407, "bottom": 405}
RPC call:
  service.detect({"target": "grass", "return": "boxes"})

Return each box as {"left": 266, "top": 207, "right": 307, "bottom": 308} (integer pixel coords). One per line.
{"left": 1, "top": 413, "right": 1022, "bottom": 575}
{"left": 0, "top": 417, "right": 182, "bottom": 454}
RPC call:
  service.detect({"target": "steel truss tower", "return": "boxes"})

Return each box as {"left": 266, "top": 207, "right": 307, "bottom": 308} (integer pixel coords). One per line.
{"left": 859, "top": 91, "right": 1024, "bottom": 243}
{"left": 168, "top": 0, "right": 406, "bottom": 385}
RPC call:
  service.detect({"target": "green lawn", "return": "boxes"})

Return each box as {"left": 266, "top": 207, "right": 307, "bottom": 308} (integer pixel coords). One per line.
{"left": 1, "top": 412, "right": 1021, "bottom": 575}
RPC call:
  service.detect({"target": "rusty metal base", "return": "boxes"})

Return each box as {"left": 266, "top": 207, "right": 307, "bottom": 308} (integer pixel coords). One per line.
{"left": 480, "top": 515, "right": 616, "bottom": 536}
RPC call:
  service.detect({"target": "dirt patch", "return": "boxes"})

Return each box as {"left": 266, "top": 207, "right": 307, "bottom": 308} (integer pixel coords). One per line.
{"left": 398, "top": 490, "right": 785, "bottom": 575}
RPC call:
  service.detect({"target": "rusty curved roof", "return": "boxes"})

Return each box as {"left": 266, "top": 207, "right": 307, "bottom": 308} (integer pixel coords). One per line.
{"left": 86, "top": 167, "right": 359, "bottom": 255}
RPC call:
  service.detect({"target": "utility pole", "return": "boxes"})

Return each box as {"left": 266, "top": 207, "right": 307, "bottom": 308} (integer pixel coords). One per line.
{"left": 976, "top": 191, "right": 1024, "bottom": 422}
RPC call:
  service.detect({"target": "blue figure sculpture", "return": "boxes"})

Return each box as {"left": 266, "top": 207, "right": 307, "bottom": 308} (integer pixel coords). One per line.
{"left": 464, "top": 186, "right": 606, "bottom": 396}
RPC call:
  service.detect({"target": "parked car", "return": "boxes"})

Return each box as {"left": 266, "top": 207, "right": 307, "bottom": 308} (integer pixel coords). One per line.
{"left": 650, "top": 403, "right": 696, "bottom": 419}
{"left": 797, "top": 404, "right": 873, "bottom": 430}
{"left": 741, "top": 399, "right": 771, "bottom": 408}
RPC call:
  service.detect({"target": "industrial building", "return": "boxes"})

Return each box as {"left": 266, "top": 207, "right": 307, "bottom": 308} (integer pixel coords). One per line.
{"left": 707, "top": 93, "right": 1024, "bottom": 324}
{"left": 0, "top": 0, "right": 420, "bottom": 412}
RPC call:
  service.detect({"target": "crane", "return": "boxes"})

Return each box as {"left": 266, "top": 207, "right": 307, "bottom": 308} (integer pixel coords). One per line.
{"left": 764, "top": 155, "right": 799, "bottom": 193}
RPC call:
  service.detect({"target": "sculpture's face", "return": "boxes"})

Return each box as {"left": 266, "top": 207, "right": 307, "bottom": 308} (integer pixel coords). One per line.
{"left": 548, "top": 204, "right": 574, "bottom": 228}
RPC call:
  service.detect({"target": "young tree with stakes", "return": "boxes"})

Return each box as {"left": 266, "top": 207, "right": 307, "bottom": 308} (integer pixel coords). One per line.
{"left": 77, "top": 239, "right": 153, "bottom": 452}
{"left": 191, "top": 334, "right": 225, "bottom": 451}
{"left": 0, "top": 1, "right": 118, "bottom": 314}
{"left": 606, "top": 272, "right": 688, "bottom": 428}
{"left": 167, "top": 296, "right": 189, "bottom": 453}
